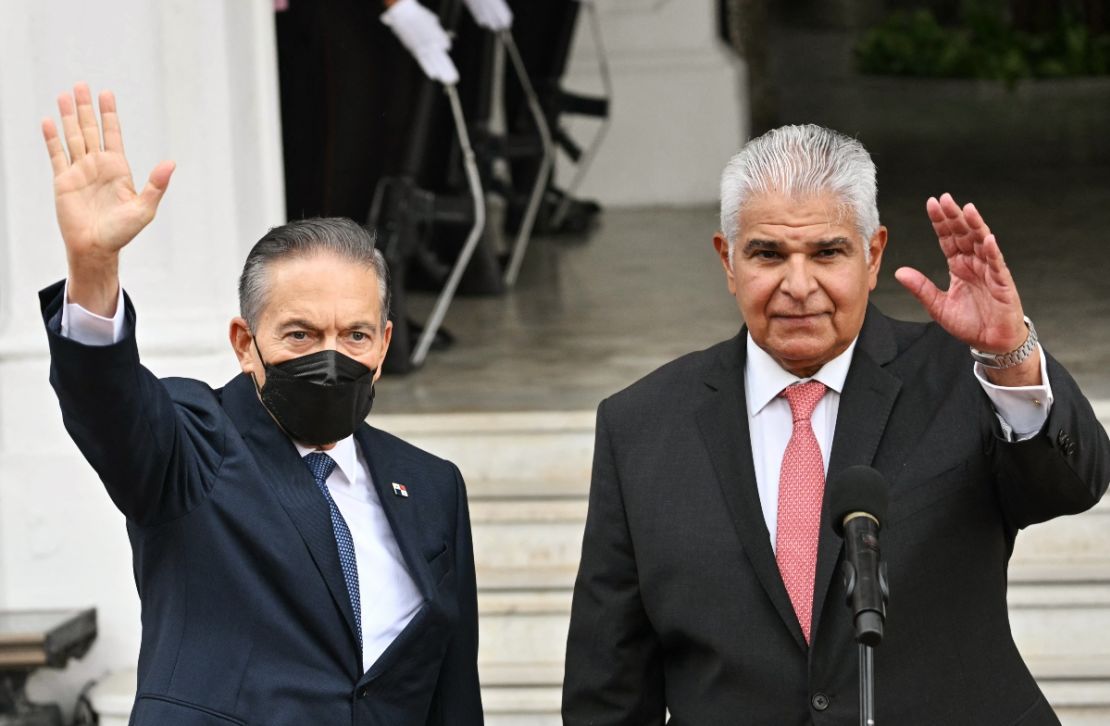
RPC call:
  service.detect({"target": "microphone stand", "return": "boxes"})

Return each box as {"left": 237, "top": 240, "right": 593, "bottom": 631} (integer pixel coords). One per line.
{"left": 828, "top": 468, "right": 890, "bottom": 726}
{"left": 859, "top": 642, "right": 875, "bottom": 726}
{"left": 842, "top": 557, "right": 887, "bottom": 726}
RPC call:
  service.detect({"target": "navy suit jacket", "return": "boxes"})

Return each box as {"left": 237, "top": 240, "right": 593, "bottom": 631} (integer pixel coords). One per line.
{"left": 563, "top": 305, "right": 1110, "bottom": 726}
{"left": 40, "top": 281, "right": 483, "bottom": 726}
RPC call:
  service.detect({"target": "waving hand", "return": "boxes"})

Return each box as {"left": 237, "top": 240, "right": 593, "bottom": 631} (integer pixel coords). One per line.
{"left": 894, "top": 193, "right": 1040, "bottom": 385}
{"left": 42, "top": 83, "right": 174, "bottom": 315}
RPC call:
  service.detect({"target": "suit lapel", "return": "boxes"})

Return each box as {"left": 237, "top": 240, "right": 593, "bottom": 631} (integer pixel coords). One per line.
{"left": 355, "top": 426, "right": 435, "bottom": 600}
{"left": 221, "top": 374, "right": 362, "bottom": 651}
{"left": 695, "top": 334, "right": 808, "bottom": 650}
{"left": 810, "top": 307, "right": 902, "bottom": 641}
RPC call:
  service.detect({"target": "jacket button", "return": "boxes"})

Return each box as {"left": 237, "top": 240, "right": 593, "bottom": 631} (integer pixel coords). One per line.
{"left": 811, "top": 692, "right": 830, "bottom": 711}
{"left": 357, "top": 686, "right": 368, "bottom": 698}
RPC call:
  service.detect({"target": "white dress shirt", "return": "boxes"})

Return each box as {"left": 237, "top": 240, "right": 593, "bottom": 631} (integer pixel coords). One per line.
{"left": 61, "top": 282, "right": 422, "bottom": 673}
{"left": 743, "top": 332, "right": 1054, "bottom": 549}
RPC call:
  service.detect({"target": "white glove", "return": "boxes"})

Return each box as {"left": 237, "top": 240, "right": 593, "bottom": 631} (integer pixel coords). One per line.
{"left": 462, "top": 0, "right": 512, "bottom": 31}
{"left": 382, "top": 0, "right": 459, "bottom": 85}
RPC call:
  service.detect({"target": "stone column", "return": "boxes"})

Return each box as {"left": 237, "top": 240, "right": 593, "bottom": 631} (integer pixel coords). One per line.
{"left": 0, "top": 0, "right": 283, "bottom": 708}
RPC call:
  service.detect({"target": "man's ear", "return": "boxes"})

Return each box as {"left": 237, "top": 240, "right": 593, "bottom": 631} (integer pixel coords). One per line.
{"left": 373, "top": 319, "right": 393, "bottom": 384}
{"left": 867, "top": 225, "right": 889, "bottom": 290}
{"left": 229, "top": 317, "right": 257, "bottom": 375}
{"left": 712, "top": 232, "right": 738, "bottom": 295}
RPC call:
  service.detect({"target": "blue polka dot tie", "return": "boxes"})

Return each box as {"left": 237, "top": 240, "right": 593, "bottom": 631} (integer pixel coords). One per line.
{"left": 303, "top": 452, "right": 362, "bottom": 646}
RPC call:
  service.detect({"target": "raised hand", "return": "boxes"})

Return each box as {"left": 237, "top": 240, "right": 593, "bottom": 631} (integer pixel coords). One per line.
{"left": 42, "top": 83, "right": 174, "bottom": 315}
{"left": 894, "top": 193, "right": 1039, "bottom": 385}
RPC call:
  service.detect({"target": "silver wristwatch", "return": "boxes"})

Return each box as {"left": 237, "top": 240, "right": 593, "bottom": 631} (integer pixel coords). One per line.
{"left": 969, "top": 316, "right": 1038, "bottom": 369}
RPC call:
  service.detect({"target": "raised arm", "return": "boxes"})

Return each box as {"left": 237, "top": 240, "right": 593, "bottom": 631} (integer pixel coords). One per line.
{"left": 40, "top": 85, "right": 225, "bottom": 527}
{"left": 895, "top": 194, "right": 1110, "bottom": 525}
{"left": 42, "top": 83, "right": 174, "bottom": 315}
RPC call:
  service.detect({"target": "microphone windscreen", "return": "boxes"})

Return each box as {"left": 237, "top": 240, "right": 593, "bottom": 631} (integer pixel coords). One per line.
{"left": 827, "top": 465, "right": 889, "bottom": 536}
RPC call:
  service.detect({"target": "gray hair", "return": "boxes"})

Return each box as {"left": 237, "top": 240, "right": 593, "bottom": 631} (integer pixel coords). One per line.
{"left": 719, "top": 124, "right": 879, "bottom": 262}
{"left": 238, "top": 217, "right": 391, "bottom": 330}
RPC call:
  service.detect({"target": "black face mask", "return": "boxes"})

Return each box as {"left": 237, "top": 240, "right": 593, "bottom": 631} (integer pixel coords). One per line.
{"left": 252, "top": 341, "right": 376, "bottom": 446}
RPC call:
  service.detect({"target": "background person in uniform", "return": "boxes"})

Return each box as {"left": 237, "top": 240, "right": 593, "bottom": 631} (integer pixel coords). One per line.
{"left": 276, "top": 0, "right": 509, "bottom": 221}
{"left": 38, "top": 83, "right": 482, "bottom": 725}
{"left": 562, "top": 124, "right": 1110, "bottom": 725}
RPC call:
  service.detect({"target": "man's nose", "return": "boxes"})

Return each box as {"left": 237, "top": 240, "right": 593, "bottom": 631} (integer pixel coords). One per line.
{"left": 779, "top": 255, "right": 818, "bottom": 299}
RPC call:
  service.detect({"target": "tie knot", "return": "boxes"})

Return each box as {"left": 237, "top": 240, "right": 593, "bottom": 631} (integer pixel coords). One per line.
{"left": 781, "top": 381, "right": 827, "bottom": 422}
{"left": 303, "top": 451, "right": 337, "bottom": 484}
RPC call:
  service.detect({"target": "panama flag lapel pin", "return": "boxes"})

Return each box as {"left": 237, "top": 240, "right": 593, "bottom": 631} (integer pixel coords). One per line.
{"left": 392, "top": 482, "right": 409, "bottom": 498}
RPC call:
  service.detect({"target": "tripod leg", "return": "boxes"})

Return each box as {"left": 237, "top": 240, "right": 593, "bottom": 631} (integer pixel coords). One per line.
{"left": 410, "top": 84, "right": 487, "bottom": 367}
{"left": 501, "top": 30, "right": 555, "bottom": 288}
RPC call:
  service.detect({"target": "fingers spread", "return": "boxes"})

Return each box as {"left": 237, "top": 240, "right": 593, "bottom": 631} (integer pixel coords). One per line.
{"left": 73, "top": 83, "right": 103, "bottom": 156}
{"left": 42, "top": 118, "right": 69, "bottom": 176}
{"left": 926, "top": 196, "right": 958, "bottom": 257}
{"left": 137, "top": 160, "right": 176, "bottom": 217}
{"left": 939, "top": 194, "right": 974, "bottom": 252}
{"left": 938, "top": 192, "right": 983, "bottom": 255}
{"left": 982, "top": 234, "right": 1014, "bottom": 289}
{"left": 57, "top": 91, "right": 86, "bottom": 162}
{"left": 99, "top": 90, "right": 125, "bottom": 153}
{"left": 894, "top": 266, "right": 944, "bottom": 317}
{"left": 963, "top": 202, "right": 991, "bottom": 239}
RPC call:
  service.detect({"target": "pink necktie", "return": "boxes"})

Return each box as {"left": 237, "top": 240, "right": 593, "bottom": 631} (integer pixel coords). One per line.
{"left": 775, "top": 381, "right": 827, "bottom": 643}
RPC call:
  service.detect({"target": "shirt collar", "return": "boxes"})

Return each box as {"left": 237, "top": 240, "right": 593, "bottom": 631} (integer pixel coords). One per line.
{"left": 294, "top": 435, "right": 358, "bottom": 486}
{"left": 744, "top": 332, "right": 859, "bottom": 417}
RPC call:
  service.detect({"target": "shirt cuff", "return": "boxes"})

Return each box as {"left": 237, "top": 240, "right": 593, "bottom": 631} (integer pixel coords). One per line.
{"left": 973, "top": 344, "right": 1053, "bottom": 442}
{"left": 60, "top": 280, "right": 126, "bottom": 346}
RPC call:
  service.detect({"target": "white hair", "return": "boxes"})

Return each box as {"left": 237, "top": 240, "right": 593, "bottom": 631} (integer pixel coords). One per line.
{"left": 720, "top": 124, "right": 879, "bottom": 262}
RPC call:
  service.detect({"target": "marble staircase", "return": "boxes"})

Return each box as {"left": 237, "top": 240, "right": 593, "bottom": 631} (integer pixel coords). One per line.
{"left": 377, "top": 402, "right": 1110, "bottom": 725}
{"left": 377, "top": 412, "right": 592, "bottom": 726}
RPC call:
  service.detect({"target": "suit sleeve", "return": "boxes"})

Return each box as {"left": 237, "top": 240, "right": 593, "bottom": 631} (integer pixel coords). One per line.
{"left": 991, "top": 353, "right": 1110, "bottom": 529}
{"left": 40, "top": 280, "right": 226, "bottom": 526}
{"left": 431, "top": 463, "right": 484, "bottom": 724}
{"left": 562, "top": 399, "right": 665, "bottom": 726}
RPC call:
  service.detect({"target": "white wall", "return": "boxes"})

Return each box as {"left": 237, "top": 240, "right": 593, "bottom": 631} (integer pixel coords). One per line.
{"left": 0, "top": 0, "right": 283, "bottom": 710}
{"left": 558, "top": 0, "right": 749, "bottom": 207}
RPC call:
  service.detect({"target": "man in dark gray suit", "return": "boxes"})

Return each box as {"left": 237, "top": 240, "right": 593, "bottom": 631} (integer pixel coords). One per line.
{"left": 563, "top": 124, "right": 1110, "bottom": 725}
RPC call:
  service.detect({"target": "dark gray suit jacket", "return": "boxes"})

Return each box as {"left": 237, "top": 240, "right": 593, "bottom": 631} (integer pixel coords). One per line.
{"left": 563, "top": 305, "right": 1110, "bottom": 726}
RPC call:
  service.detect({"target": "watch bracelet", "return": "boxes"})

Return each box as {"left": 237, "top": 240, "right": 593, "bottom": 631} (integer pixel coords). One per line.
{"left": 970, "top": 317, "right": 1038, "bottom": 369}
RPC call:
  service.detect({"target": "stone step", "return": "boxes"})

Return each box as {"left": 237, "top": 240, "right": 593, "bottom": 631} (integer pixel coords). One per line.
{"left": 482, "top": 688, "right": 561, "bottom": 726}
{"left": 468, "top": 499, "right": 1110, "bottom": 596}
{"left": 472, "top": 499, "right": 584, "bottom": 592}
{"left": 375, "top": 407, "right": 1110, "bottom": 503}
{"left": 473, "top": 586, "right": 1110, "bottom": 680}
{"left": 372, "top": 412, "right": 595, "bottom": 495}
{"left": 1011, "top": 498, "right": 1110, "bottom": 581}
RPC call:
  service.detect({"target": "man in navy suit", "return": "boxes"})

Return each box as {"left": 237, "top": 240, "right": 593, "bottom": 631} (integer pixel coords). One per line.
{"left": 39, "top": 83, "right": 482, "bottom": 725}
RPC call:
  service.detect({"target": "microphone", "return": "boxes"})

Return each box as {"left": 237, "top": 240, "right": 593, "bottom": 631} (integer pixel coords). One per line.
{"left": 827, "top": 465, "right": 890, "bottom": 647}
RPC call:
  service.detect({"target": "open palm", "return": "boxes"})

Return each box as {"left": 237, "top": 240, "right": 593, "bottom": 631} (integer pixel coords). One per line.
{"left": 894, "top": 193, "right": 1027, "bottom": 353}
{"left": 43, "top": 84, "right": 174, "bottom": 263}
